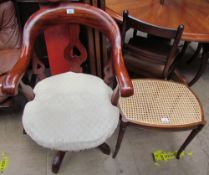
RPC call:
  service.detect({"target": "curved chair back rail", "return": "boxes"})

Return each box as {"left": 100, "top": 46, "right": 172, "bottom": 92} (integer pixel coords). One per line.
{"left": 122, "top": 10, "right": 184, "bottom": 78}
{"left": 2, "top": 3, "right": 133, "bottom": 97}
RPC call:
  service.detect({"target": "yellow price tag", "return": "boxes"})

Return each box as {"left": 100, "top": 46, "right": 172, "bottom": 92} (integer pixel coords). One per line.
{"left": 153, "top": 150, "right": 192, "bottom": 164}
{"left": 0, "top": 153, "right": 9, "bottom": 174}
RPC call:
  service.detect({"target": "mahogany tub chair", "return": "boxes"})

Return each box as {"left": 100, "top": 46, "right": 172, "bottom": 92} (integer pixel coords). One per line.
{"left": 1, "top": 3, "right": 133, "bottom": 173}
{"left": 122, "top": 10, "right": 185, "bottom": 80}
{"left": 112, "top": 11, "right": 206, "bottom": 159}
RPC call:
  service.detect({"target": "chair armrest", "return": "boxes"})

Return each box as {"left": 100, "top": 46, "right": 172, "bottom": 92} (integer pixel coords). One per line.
{"left": 114, "top": 52, "right": 134, "bottom": 97}
{"left": 1, "top": 51, "right": 30, "bottom": 96}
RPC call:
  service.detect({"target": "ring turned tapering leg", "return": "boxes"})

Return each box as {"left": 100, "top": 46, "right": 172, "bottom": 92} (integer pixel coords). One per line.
{"left": 113, "top": 120, "right": 128, "bottom": 158}
{"left": 176, "top": 124, "right": 204, "bottom": 159}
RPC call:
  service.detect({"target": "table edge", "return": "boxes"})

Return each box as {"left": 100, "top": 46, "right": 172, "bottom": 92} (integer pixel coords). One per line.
{"left": 105, "top": 8, "right": 209, "bottom": 43}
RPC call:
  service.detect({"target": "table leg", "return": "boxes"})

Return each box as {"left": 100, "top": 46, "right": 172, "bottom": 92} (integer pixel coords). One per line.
{"left": 180, "top": 41, "right": 190, "bottom": 59}
{"left": 188, "top": 43, "right": 209, "bottom": 86}
{"left": 187, "top": 43, "right": 202, "bottom": 64}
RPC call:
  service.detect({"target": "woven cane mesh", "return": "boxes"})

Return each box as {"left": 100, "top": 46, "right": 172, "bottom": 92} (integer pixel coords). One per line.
{"left": 119, "top": 79, "right": 202, "bottom": 126}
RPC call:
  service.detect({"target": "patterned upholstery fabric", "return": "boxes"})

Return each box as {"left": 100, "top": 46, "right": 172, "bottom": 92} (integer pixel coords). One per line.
{"left": 0, "top": 48, "right": 21, "bottom": 74}
{"left": 23, "top": 72, "right": 119, "bottom": 151}
{"left": 0, "top": 1, "right": 21, "bottom": 50}
{"left": 0, "top": 1, "right": 21, "bottom": 103}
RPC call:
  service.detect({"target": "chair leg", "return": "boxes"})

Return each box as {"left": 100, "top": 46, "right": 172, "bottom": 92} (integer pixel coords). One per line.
{"left": 113, "top": 120, "right": 128, "bottom": 158}
{"left": 19, "top": 81, "right": 35, "bottom": 101}
{"left": 179, "top": 41, "right": 190, "bottom": 59}
{"left": 52, "top": 151, "right": 66, "bottom": 174}
{"left": 133, "top": 29, "right": 137, "bottom": 37}
{"left": 98, "top": 143, "right": 111, "bottom": 155}
{"left": 188, "top": 47, "right": 208, "bottom": 86}
{"left": 187, "top": 43, "right": 202, "bottom": 64}
{"left": 176, "top": 125, "right": 204, "bottom": 159}
{"left": 23, "top": 128, "right": 26, "bottom": 135}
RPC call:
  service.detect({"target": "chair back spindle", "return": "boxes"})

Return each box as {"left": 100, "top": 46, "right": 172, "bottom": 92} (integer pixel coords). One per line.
{"left": 122, "top": 10, "right": 184, "bottom": 78}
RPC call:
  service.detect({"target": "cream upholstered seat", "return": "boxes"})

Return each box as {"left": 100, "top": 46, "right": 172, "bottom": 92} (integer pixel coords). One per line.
{"left": 119, "top": 79, "right": 202, "bottom": 127}
{"left": 23, "top": 72, "right": 119, "bottom": 151}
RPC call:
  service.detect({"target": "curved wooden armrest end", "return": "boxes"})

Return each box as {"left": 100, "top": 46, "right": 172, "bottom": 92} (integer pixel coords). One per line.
{"left": 115, "top": 54, "right": 134, "bottom": 98}
{"left": 2, "top": 48, "right": 31, "bottom": 95}
{"left": 2, "top": 73, "right": 22, "bottom": 96}
{"left": 119, "top": 84, "right": 134, "bottom": 97}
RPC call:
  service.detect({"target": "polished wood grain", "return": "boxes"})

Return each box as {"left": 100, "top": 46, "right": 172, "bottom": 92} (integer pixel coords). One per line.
{"left": 2, "top": 3, "right": 133, "bottom": 98}
{"left": 106, "top": 0, "right": 209, "bottom": 42}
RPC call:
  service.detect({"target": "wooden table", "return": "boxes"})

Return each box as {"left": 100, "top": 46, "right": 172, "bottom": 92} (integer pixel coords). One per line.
{"left": 106, "top": 0, "right": 209, "bottom": 42}
{"left": 106, "top": 0, "right": 209, "bottom": 85}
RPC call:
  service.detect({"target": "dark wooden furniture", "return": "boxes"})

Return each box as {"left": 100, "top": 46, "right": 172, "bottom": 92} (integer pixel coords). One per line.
{"left": 113, "top": 79, "right": 206, "bottom": 159}
{"left": 1, "top": 3, "right": 133, "bottom": 173}
{"left": 112, "top": 10, "right": 206, "bottom": 159}
{"left": 121, "top": 10, "right": 184, "bottom": 79}
{"left": 105, "top": 0, "right": 209, "bottom": 85}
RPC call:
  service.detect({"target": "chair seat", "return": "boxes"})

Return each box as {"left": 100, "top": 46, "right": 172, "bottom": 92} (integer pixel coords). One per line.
{"left": 23, "top": 72, "right": 119, "bottom": 151}
{"left": 119, "top": 79, "right": 202, "bottom": 128}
